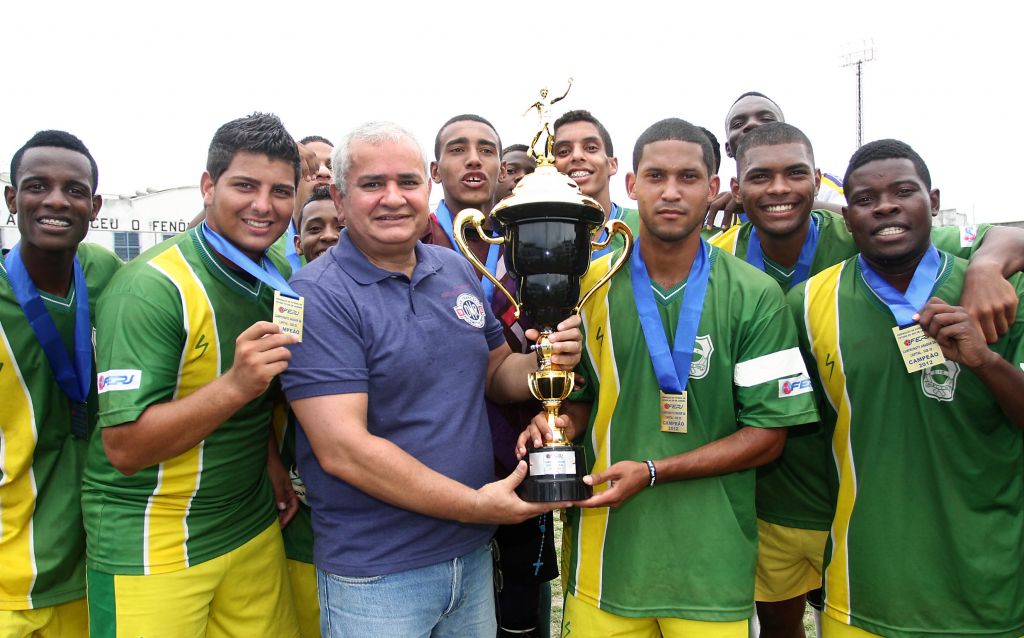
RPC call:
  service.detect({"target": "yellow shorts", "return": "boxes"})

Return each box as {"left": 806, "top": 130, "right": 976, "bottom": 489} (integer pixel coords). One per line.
{"left": 87, "top": 523, "right": 298, "bottom": 638}
{"left": 821, "top": 612, "right": 882, "bottom": 637}
{"left": 563, "top": 593, "right": 748, "bottom": 638}
{"left": 287, "top": 559, "right": 319, "bottom": 638}
{"left": 0, "top": 598, "right": 87, "bottom": 638}
{"left": 755, "top": 518, "right": 828, "bottom": 602}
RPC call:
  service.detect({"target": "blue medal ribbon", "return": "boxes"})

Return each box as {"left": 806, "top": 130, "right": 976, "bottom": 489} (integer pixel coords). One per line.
{"left": 746, "top": 215, "right": 819, "bottom": 287}
{"left": 435, "top": 200, "right": 500, "bottom": 305}
{"left": 5, "top": 244, "right": 91, "bottom": 437}
{"left": 631, "top": 239, "right": 711, "bottom": 394}
{"left": 858, "top": 245, "right": 942, "bottom": 326}
{"left": 201, "top": 222, "right": 299, "bottom": 298}
{"left": 592, "top": 203, "right": 623, "bottom": 260}
{"left": 283, "top": 218, "right": 302, "bottom": 273}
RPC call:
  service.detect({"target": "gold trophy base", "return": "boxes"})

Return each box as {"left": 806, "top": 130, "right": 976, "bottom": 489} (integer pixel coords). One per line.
{"left": 520, "top": 345, "right": 592, "bottom": 502}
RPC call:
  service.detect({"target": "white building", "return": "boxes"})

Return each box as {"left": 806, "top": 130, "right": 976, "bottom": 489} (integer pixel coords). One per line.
{"left": 1, "top": 172, "right": 199, "bottom": 260}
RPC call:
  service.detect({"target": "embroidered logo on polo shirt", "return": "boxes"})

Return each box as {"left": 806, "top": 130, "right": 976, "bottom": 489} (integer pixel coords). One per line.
{"left": 453, "top": 292, "right": 486, "bottom": 328}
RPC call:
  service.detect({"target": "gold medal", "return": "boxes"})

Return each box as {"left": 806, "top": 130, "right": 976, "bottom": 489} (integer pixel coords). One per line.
{"left": 893, "top": 324, "right": 945, "bottom": 373}
{"left": 272, "top": 291, "right": 305, "bottom": 342}
{"left": 660, "top": 390, "right": 687, "bottom": 433}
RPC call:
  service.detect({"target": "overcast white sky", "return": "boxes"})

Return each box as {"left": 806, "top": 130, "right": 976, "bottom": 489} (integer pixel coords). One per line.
{"left": 2, "top": 1, "right": 1019, "bottom": 222}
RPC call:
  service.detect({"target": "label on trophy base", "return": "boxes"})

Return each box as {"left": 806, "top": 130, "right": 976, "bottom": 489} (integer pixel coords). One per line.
{"left": 529, "top": 449, "right": 577, "bottom": 477}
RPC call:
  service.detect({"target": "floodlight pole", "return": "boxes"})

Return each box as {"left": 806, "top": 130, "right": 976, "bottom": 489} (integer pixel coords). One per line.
{"left": 842, "top": 41, "right": 876, "bottom": 148}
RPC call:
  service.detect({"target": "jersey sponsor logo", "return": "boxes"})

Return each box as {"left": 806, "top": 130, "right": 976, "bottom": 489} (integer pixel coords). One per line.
{"left": 960, "top": 225, "right": 977, "bottom": 247}
{"left": 779, "top": 373, "right": 814, "bottom": 398}
{"left": 453, "top": 292, "right": 486, "bottom": 329}
{"left": 921, "top": 361, "right": 959, "bottom": 402}
{"left": 97, "top": 369, "right": 143, "bottom": 393}
{"left": 689, "top": 335, "right": 714, "bottom": 379}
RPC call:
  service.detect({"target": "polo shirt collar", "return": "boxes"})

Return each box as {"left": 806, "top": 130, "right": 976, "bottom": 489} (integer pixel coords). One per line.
{"left": 333, "top": 229, "right": 442, "bottom": 285}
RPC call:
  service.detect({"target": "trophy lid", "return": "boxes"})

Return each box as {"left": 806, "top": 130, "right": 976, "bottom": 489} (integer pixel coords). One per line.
{"left": 492, "top": 164, "right": 605, "bottom": 227}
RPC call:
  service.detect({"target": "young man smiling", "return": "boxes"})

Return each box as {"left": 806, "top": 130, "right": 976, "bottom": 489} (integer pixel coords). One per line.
{"left": 294, "top": 185, "right": 341, "bottom": 263}
{"left": 790, "top": 139, "right": 1024, "bottom": 637}
{"left": 713, "top": 122, "right": 1024, "bottom": 638}
{"left": 1, "top": 131, "right": 121, "bottom": 638}
{"left": 552, "top": 110, "right": 639, "bottom": 258}
{"left": 520, "top": 118, "right": 818, "bottom": 637}
{"left": 708, "top": 92, "right": 845, "bottom": 229}
{"left": 82, "top": 113, "right": 301, "bottom": 637}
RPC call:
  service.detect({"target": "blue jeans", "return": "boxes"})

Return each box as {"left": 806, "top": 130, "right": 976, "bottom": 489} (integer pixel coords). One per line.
{"left": 317, "top": 543, "right": 496, "bottom": 638}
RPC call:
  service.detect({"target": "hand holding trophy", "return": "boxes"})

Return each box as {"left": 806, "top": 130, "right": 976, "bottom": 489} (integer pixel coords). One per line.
{"left": 455, "top": 84, "right": 633, "bottom": 501}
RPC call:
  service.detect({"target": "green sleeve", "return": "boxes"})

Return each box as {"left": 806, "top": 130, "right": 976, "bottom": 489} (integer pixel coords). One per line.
{"left": 930, "top": 223, "right": 991, "bottom": 258}
{"left": 95, "top": 277, "right": 185, "bottom": 428}
{"left": 733, "top": 282, "right": 820, "bottom": 429}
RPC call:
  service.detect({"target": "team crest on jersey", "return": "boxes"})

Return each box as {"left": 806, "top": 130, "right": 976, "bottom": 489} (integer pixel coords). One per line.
{"left": 689, "top": 335, "right": 714, "bottom": 379}
{"left": 921, "top": 361, "right": 959, "bottom": 402}
{"left": 453, "top": 292, "right": 486, "bottom": 328}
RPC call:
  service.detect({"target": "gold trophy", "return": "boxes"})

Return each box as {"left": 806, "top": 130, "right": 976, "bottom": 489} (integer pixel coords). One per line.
{"left": 454, "top": 83, "right": 633, "bottom": 501}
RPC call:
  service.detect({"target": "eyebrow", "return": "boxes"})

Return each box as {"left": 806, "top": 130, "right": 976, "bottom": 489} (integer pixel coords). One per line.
{"left": 445, "top": 137, "right": 498, "bottom": 149}
{"left": 359, "top": 172, "right": 422, "bottom": 181}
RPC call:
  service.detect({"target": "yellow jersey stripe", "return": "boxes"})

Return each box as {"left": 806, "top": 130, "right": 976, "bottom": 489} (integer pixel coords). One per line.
{"left": 804, "top": 262, "right": 855, "bottom": 623}
{"left": 574, "top": 258, "right": 618, "bottom": 608}
{"left": 708, "top": 223, "right": 742, "bottom": 255}
{"left": 143, "top": 247, "right": 220, "bottom": 574}
{"left": 0, "top": 325, "right": 39, "bottom": 607}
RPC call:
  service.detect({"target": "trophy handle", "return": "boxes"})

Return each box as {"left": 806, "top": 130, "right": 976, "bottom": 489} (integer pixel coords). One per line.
{"left": 574, "top": 219, "right": 634, "bottom": 313}
{"left": 452, "top": 208, "right": 521, "bottom": 319}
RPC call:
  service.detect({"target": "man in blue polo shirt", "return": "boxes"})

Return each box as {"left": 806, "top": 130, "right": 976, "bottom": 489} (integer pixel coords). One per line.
{"left": 280, "top": 121, "right": 581, "bottom": 638}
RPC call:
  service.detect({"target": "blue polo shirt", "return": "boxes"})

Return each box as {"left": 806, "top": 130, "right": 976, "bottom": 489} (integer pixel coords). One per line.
{"left": 281, "top": 231, "right": 505, "bottom": 577}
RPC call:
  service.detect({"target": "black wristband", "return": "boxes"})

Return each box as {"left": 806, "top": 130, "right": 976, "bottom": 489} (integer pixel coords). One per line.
{"left": 645, "top": 459, "right": 657, "bottom": 487}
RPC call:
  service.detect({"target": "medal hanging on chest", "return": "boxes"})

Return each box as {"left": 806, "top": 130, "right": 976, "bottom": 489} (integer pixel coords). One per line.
{"left": 631, "top": 240, "right": 711, "bottom": 434}
{"left": 859, "top": 247, "right": 946, "bottom": 374}
{"left": 5, "top": 244, "right": 92, "bottom": 438}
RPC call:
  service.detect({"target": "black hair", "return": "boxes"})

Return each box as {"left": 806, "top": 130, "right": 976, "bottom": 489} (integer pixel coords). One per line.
{"left": 433, "top": 114, "right": 501, "bottom": 160}
{"left": 698, "top": 126, "right": 722, "bottom": 174}
{"left": 729, "top": 91, "right": 784, "bottom": 115}
{"left": 844, "top": 139, "right": 931, "bottom": 191}
{"left": 297, "top": 184, "right": 334, "bottom": 231}
{"left": 10, "top": 130, "right": 99, "bottom": 191}
{"left": 298, "top": 135, "right": 334, "bottom": 147}
{"left": 733, "top": 122, "right": 815, "bottom": 169}
{"left": 632, "top": 118, "right": 715, "bottom": 175}
{"left": 502, "top": 143, "right": 531, "bottom": 156}
{"left": 553, "top": 109, "right": 614, "bottom": 157}
{"left": 206, "top": 113, "right": 300, "bottom": 186}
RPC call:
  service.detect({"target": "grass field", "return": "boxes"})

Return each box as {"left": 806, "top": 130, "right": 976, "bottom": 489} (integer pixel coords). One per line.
{"left": 548, "top": 514, "right": 817, "bottom": 637}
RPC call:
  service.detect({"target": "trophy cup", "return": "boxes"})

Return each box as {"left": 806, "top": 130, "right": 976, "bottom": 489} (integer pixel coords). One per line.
{"left": 454, "top": 86, "right": 633, "bottom": 501}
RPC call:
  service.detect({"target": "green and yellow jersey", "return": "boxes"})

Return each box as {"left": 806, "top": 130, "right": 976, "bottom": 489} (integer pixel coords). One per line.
{"left": 564, "top": 245, "right": 818, "bottom": 620}
{"left": 711, "top": 212, "right": 991, "bottom": 531}
{"left": 0, "top": 243, "right": 121, "bottom": 609}
{"left": 789, "top": 252, "right": 1024, "bottom": 637}
{"left": 82, "top": 226, "right": 288, "bottom": 576}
